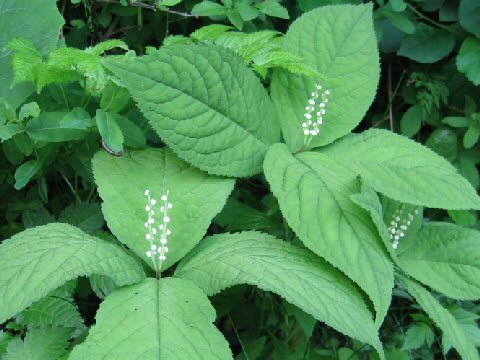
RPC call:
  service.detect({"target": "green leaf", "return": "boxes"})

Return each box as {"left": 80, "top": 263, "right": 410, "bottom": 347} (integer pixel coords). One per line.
{"left": 255, "top": 1, "right": 289, "bottom": 19}
{"left": 459, "top": 0, "right": 480, "bottom": 37}
{"left": 399, "top": 275, "right": 479, "bottom": 360}
{"left": 95, "top": 109, "right": 124, "bottom": 154}
{"left": 426, "top": 128, "right": 458, "bottom": 162}
{"left": 322, "top": 129, "right": 480, "bottom": 209}
{"left": 442, "top": 116, "right": 470, "bottom": 128}
{"left": 0, "top": 331, "right": 14, "bottom": 356}
{"left": 463, "top": 123, "right": 480, "bottom": 148}
{"left": 26, "top": 112, "right": 89, "bottom": 142}
{"left": 398, "top": 223, "right": 480, "bottom": 301}
{"left": 457, "top": 37, "right": 480, "bottom": 86}
{"left": 14, "top": 160, "right": 42, "bottom": 190}
{"left": 175, "top": 232, "right": 384, "bottom": 357}
{"left": 270, "top": 4, "right": 380, "bottom": 151}
{"left": 0, "top": 0, "right": 64, "bottom": 108}
{"left": 190, "top": 24, "right": 233, "bottom": 42}
{"left": 160, "top": 0, "right": 183, "bottom": 6}
{"left": 235, "top": 2, "right": 259, "bottom": 21}
{"left": 264, "top": 143, "right": 393, "bottom": 326}
{"left": 93, "top": 148, "right": 234, "bottom": 269}
{"left": 0, "top": 223, "right": 145, "bottom": 323}
{"left": 3, "top": 327, "right": 72, "bottom": 360}
{"left": 227, "top": 8, "right": 244, "bottom": 29}
{"left": 402, "top": 323, "right": 435, "bottom": 351}
{"left": 0, "top": 124, "right": 24, "bottom": 142}
{"left": 398, "top": 24, "right": 455, "bottom": 63}
{"left": 69, "top": 278, "right": 233, "bottom": 360}
{"left": 191, "top": 1, "right": 227, "bottom": 16}
{"left": 100, "top": 80, "right": 131, "bottom": 113}
{"left": 113, "top": 114, "right": 147, "bottom": 149}
{"left": 448, "top": 210, "right": 477, "bottom": 227}
{"left": 400, "top": 104, "right": 423, "bottom": 137}
{"left": 58, "top": 202, "right": 105, "bottom": 234}
{"left": 18, "top": 102, "right": 40, "bottom": 121}
{"left": 103, "top": 45, "right": 279, "bottom": 177}
{"left": 85, "top": 39, "right": 128, "bottom": 57}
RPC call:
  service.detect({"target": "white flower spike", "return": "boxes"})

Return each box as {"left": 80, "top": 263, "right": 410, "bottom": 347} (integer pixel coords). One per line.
{"left": 388, "top": 204, "right": 419, "bottom": 250}
{"left": 144, "top": 189, "right": 173, "bottom": 272}
{"left": 301, "top": 83, "right": 331, "bottom": 147}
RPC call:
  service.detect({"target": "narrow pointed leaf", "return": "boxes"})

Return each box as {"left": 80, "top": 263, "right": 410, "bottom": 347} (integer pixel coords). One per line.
{"left": 264, "top": 143, "right": 393, "bottom": 325}
{"left": 399, "top": 275, "right": 479, "bottom": 360}
{"left": 103, "top": 44, "right": 279, "bottom": 177}
{"left": 93, "top": 148, "right": 234, "bottom": 269}
{"left": 0, "top": 223, "right": 145, "bottom": 323}
{"left": 270, "top": 4, "right": 380, "bottom": 151}
{"left": 323, "top": 129, "right": 480, "bottom": 209}
{"left": 175, "top": 231, "right": 384, "bottom": 358}
{"left": 398, "top": 223, "right": 480, "bottom": 300}
{"left": 69, "top": 278, "right": 232, "bottom": 360}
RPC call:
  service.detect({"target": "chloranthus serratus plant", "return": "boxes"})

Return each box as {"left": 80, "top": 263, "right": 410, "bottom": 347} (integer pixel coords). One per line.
{"left": 1, "top": 3, "right": 480, "bottom": 360}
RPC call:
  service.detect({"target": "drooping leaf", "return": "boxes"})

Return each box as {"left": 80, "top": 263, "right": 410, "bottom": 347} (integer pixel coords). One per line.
{"left": 398, "top": 223, "right": 480, "bottom": 300}
{"left": 3, "top": 327, "right": 72, "bottom": 360}
{"left": 399, "top": 275, "right": 479, "bottom": 360}
{"left": 95, "top": 109, "right": 124, "bottom": 154}
{"left": 457, "top": 37, "right": 480, "bottom": 86}
{"left": 103, "top": 44, "right": 279, "bottom": 177}
{"left": 93, "top": 148, "right": 234, "bottom": 269}
{"left": 264, "top": 143, "right": 393, "bottom": 325}
{"left": 398, "top": 24, "right": 455, "bottom": 63}
{"left": 270, "top": 4, "right": 380, "bottom": 151}
{"left": 69, "top": 278, "right": 233, "bottom": 360}
{"left": 175, "top": 232, "right": 384, "bottom": 357}
{"left": 322, "top": 129, "right": 480, "bottom": 209}
{"left": 0, "top": 223, "right": 145, "bottom": 323}
{"left": 0, "top": 0, "right": 64, "bottom": 108}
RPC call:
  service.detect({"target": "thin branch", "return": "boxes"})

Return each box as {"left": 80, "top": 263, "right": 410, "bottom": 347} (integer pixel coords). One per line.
{"left": 94, "top": 0, "right": 202, "bottom": 17}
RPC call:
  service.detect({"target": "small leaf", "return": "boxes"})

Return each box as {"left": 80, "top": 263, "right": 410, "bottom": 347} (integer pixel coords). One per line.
{"left": 402, "top": 324, "right": 434, "bottom": 351}
{"left": 227, "top": 8, "right": 244, "bottom": 29}
{"left": 0, "top": 124, "right": 24, "bottom": 142}
{"left": 0, "top": 223, "right": 145, "bottom": 323}
{"left": 18, "top": 102, "right": 40, "bottom": 121}
{"left": 14, "top": 160, "right": 42, "bottom": 190}
{"left": 69, "top": 278, "right": 233, "bottom": 360}
{"left": 58, "top": 202, "right": 105, "bottom": 234}
{"left": 190, "top": 24, "right": 233, "bottom": 42}
{"left": 175, "top": 232, "right": 384, "bottom": 357}
{"left": 191, "top": 1, "right": 227, "bottom": 16}
{"left": 95, "top": 109, "right": 124, "bottom": 154}
{"left": 400, "top": 104, "right": 423, "bottom": 137}
{"left": 255, "top": 0, "right": 289, "bottom": 19}
{"left": 457, "top": 37, "right": 480, "bottom": 86}
{"left": 463, "top": 123, "right": 480, "bottom": 148}
{"left": 26, "top": 112, "right": 89, "bottom": 142}
{"left": 398, "top": 24, "right": 455, "bottom": 63}
{"left": 235, "top": 2, "right": 259, "bottom": 21}
{"left": 113, "top": 114, "right": 146, "bottom": 149}
{"left": 399, "top": 275, "right": 479, "bottom": 360}
{"left": 442, "top": 116, "right": 471, "bottom": 128}
{"left": 398, "top": 222, "right": 480, "bottom": 300}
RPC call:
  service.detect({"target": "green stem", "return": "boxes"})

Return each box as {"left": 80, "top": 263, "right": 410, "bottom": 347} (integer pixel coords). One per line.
{"left": 407, "top": 4, "right": 462, "bottom": 35}
{"left": 59, "top": 84, "right": 70, "bottom": 110}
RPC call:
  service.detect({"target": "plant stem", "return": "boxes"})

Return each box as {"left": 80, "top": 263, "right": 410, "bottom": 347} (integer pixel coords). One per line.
{"left": 407, "top": 4, "right": 462, "bottom": 35}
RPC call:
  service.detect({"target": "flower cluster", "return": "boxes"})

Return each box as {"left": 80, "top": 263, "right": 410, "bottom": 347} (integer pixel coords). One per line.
{"left": 302, "top": 84, "right": 331, "bottom": 145}
{"left": 388, "top": 204, "right": 419, "bottom": 249}
{"left": 144, "top": 189, "right": 172, "bottom": 270}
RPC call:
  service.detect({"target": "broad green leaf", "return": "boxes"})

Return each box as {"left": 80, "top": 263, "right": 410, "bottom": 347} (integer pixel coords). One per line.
{"left": 264, "top": 143, "right": 393, "bottom": 325}
{"left": 69, "top": 278, "right": 232, "bottom": 360}
{"left": 227, "top": 8, "right": 244, "bottom": 29}
{"left": 0, "top": 223, "right": 145, "bottom": 323}
{"left": 457, "top": 37, "right": 480, "bottom": 86}
{"left": 235, "top": 2, "right": 259, "bottom": 21}
{"left": 3, "top": 327, "right": 72, "bottom": 360}
{"left": 93, "top": 148, "right": 234, "bottom": 269}
{"left": 26, "top": 112, "right": 89, "bottom": 142}
{"left": 398, "top": 223, "right": 480, "bottom": 300}
{"left": 399, "top": 275, "right": 479, "bottom": 360}
{"left": 322, "top": 129, "right": 480, "bottom": 209}
{"left": 459, "top": 0, "right": 480, "bottom": 37}
{"left": 0, "top": 0, "right": 64, "bottom": 108}
{"left": 191, "top": 1, "right": 227, "bottom": 16}
{"left": 113, "top": 114, "right": 147, "bottom": 149}
{"left": 103, "top": 44, "right": 279, "bottom": 177}
{"left": 255, "top": 0, "right": 289, "bottom": 19}
{"left": 95, "top": 109, "right": 124, "bottom": 154}
{"left": 58, "top": 202, "right": 105, "bottom": 234}
{"left": 175, "top": 232, "right": 384, "bottom": 357}
{"left": 398, "top": 24, "right": 455, "bottom": 63}
{"left": 270, "top": 4, "right": 380, "bottom": 151}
